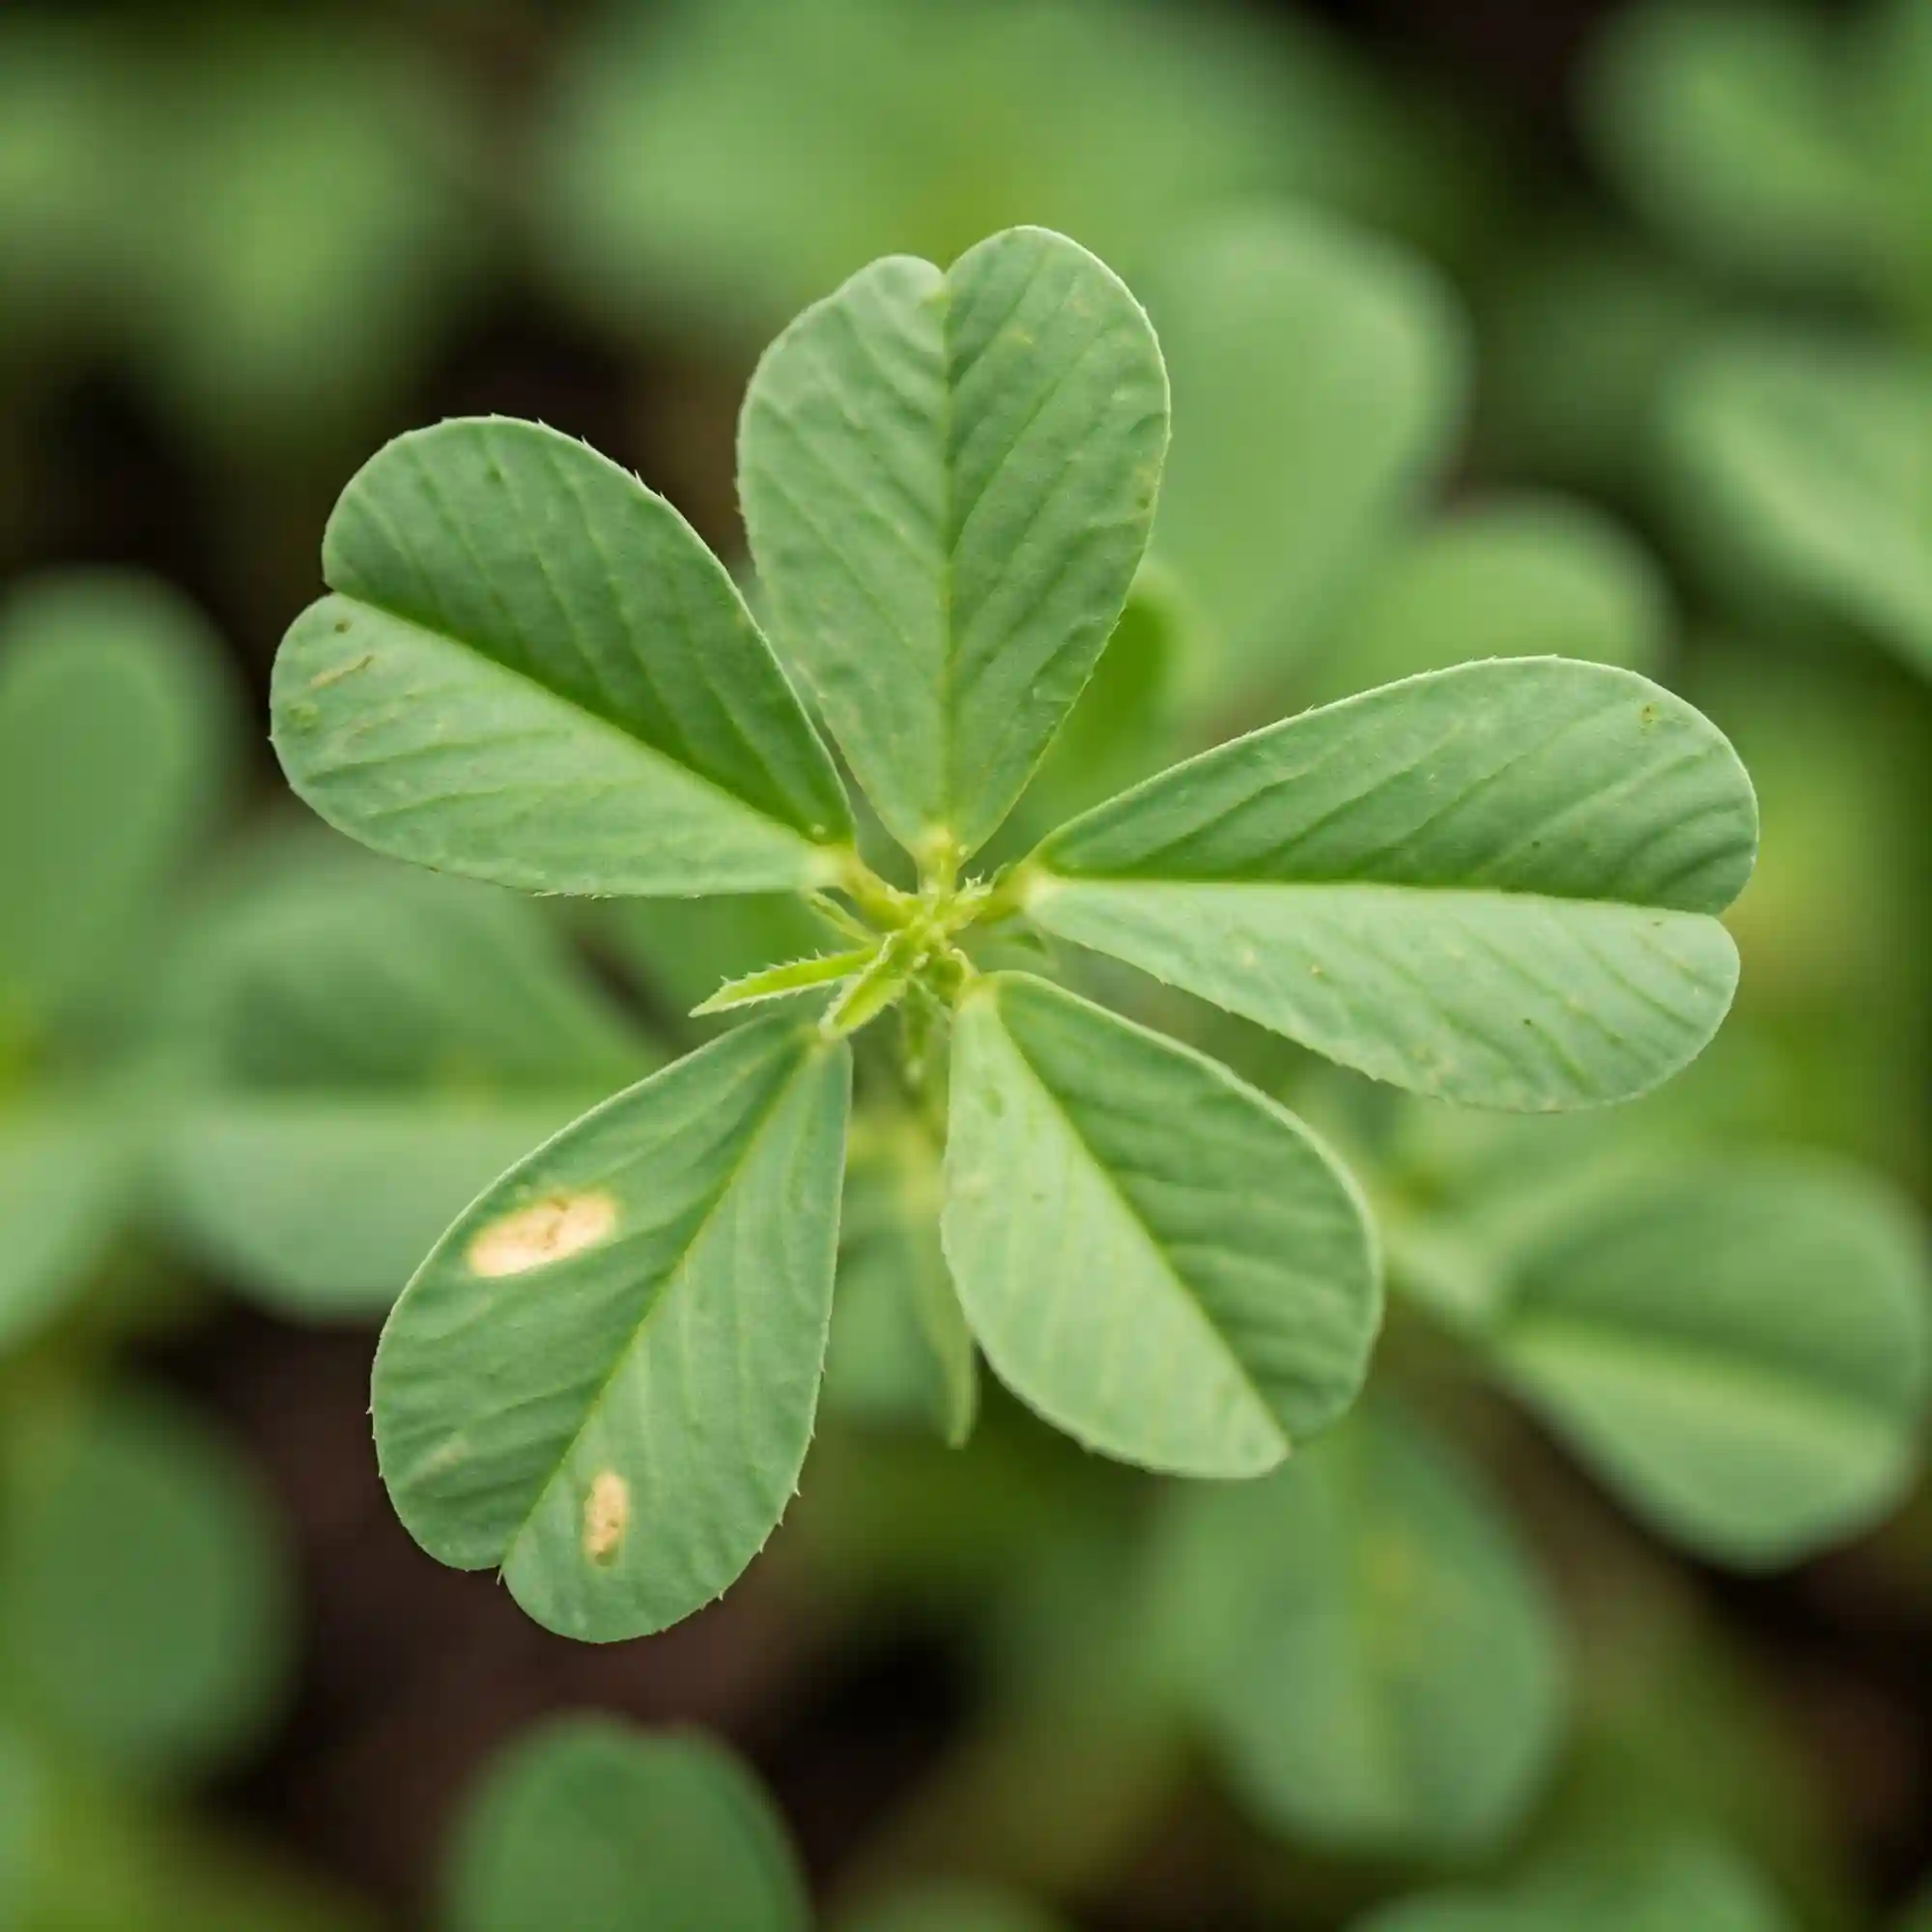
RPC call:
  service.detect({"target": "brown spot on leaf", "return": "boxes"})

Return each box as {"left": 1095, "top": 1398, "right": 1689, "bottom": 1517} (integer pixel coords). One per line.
{"left": 468, "top": 1191, "right": 617, "bottom": 1278}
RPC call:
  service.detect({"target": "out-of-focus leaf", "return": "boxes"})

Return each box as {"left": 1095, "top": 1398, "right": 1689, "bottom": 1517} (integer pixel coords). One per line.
{"left": 0, "top": 1385, "right": 290, "bottom": 1781}
{"left": 1481, "top": 236, "right": 1710, "bottom": 485}
{"left": 1662, "top": 330, "right": 1932, "bottom": 677}
{"left": 272, "top": 419, "right": 852, "bottom": 898}
{"left": 0, "top": 19, "right": 133, "bottom": 347}
{"left": 740, "top": 226, "right": 1166, "bottom": 860}
{"left": 1484, "top": 1158, "right": 1931, "bottom": 1566}
{"left": 943, "top": 974, "right": 1378, "bottom": 1476}
{"left": 443, "top": 1717, "right": 808, "bottom": 1932}
{"left": 1146, "top": 211, "right": 1465, "bottom": 702}
{"left": 1557, "top": 1566, "right": 1860, "bottom": 1928}
{"left": 838, "top": 1885, "right": 1070, "bottom": 1932}
{"left": 0, "top": 571, "right": 232, "bottom": 1044}
{"left": 0, "top": 15, "right": 479, "bottom": 449}
{"left": 1026, "top": 660, "right": 1756, "bottom": 1111}
{"left": 1862, "top": 0, "right": 1932, "bottom": 333}
{"left": 164, "top": 855, "right": 654, "bottom": 1316}
{"left": 374, "top": 1014, "right": 849, "bottom": 1641}
{"left": 128, "top": 22, "right": 483, "bottom": 448}
{"left": 1583, "top": 0, "right": 1876, "bottom": 291}
{"left": 1160, "top": 1405, "right": 1563, "bottom": 1852}
{"left": 0, "top": 1725, "right": 42, "bottom": 1923}
{"left": 1308, "top": 495, "right": 1667, "bottom": 704}
{"left": 825, "top": 1127, "right": 978, "bottom": 1446}
{"left": 0, "top": 1737, "right": 376, "bottom": 1932}
{"left": 0, "top": 1099, "right": 137, "bottom": 1352}
{"left": 1358, "top": 1833, "right": 1791, "bottom": 1931}
{"left": 539, "top": 0, "right": 1481, "bottom": 343}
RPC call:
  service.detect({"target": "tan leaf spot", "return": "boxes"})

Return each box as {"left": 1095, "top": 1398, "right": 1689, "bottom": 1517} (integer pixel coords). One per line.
{"left": 582, "top": 1469, "right": 629, "bottom": 1566}
{"left": 468, "top": 1190, "right": 617, "bottom": 1278}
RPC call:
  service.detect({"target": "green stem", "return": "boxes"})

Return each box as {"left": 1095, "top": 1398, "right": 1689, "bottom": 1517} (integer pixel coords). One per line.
{"left": 833, "top": 848, "right": 915, "bottom": 930}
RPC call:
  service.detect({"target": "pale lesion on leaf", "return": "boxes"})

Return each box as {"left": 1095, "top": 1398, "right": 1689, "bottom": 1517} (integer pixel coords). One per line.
{"left": 582, "top": 1469, "right": 629, "bottom": 1566}
{"left": 468, "top": 1189, "right": 618, "bottom": 1278}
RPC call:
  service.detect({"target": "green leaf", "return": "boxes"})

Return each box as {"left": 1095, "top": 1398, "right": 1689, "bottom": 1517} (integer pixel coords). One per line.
{"left": 373, "top": 1011, "right": 850, "bottom": 1641}
{"left": 271, "top": 417, "right": 852, "bottom": 898}
{"left": 0, "top": 1099, "right": 136, "bottom": 1352}
{"left": 1145, "top": 210, "right": 1465, "bottom": 700}
{"left": 1898, "top": 1885, "right": 1932, "bottom": 1932}
{"left": 1582, "top": 0, "right": 1877, "bottom": 292}
{"left": 739, "top": 225, "right": 1167, "bottom": 860}
{"left": 1358, "top": 1833, "right": 1791, "bottom": 1932}
{"left": 1308, "top": 494, "right": 1667, "bottom": 704}
{"left": 1160, "top": 1406, "right": 1563, "bottom": 1854}
{"left": 1865, "top": 0, "right": 1932, "bottom": 334}
{"left": 0, "top": 1384, "right": 291, "bottom": 1781}
{"left": 942, "top": 973, "right": 1378, "bottom": 1477}
{"left": 1662, "top": 329, "right": 1932, "bottom": 677}
{"left": 129, "top": 21, "right": 483, "bottom": 449}
{"left": 164, "top": 858, "right": 656, "bottom": 1317}
{"left": 443, "top": 1717, "right": 808, "bottom": 1932}
{"left": 838, "top": 1884, "right": 1069, "bottom": 1932}
{"left": 1025, "top": 658, "right": 1757, "bottom": 1111}
{"left": 0, "top": 570, "right": 232, "bottom": 1043}
{"left": 1482, "top": 1158, "right": 1931, "bottom": 1567}
{"left": 694, "top": 946, "right": 878, "bottom": 1015}
{"left": 0, "top": 18, "right": 130, "bottom": 345}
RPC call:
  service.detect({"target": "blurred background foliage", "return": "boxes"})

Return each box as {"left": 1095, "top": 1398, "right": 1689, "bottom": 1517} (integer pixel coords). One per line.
{"left": 2, "top": 0, "right": 1931, "bottom": 1927}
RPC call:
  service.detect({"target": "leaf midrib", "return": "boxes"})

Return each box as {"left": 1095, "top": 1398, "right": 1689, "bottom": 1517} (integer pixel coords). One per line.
{"left": 988, "top": 992, "right": 1291, "bottom": 1463}
{"left": 1032, "top": 871, "right": 1739, "bottom": 923}
{"left": 498, "top": 1037, "right": 835, "bottom": 1575}
{"left": 314, "top": 590, "right": 836, "bottom": 861}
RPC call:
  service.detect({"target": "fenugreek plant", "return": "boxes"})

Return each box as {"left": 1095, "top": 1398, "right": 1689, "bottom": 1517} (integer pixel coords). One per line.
{"left": 443, "top": 1713, "right": 1064, "bottom": 1932}
{"left": 270, "top": 226, "right": 1757, "bottom": 1642}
